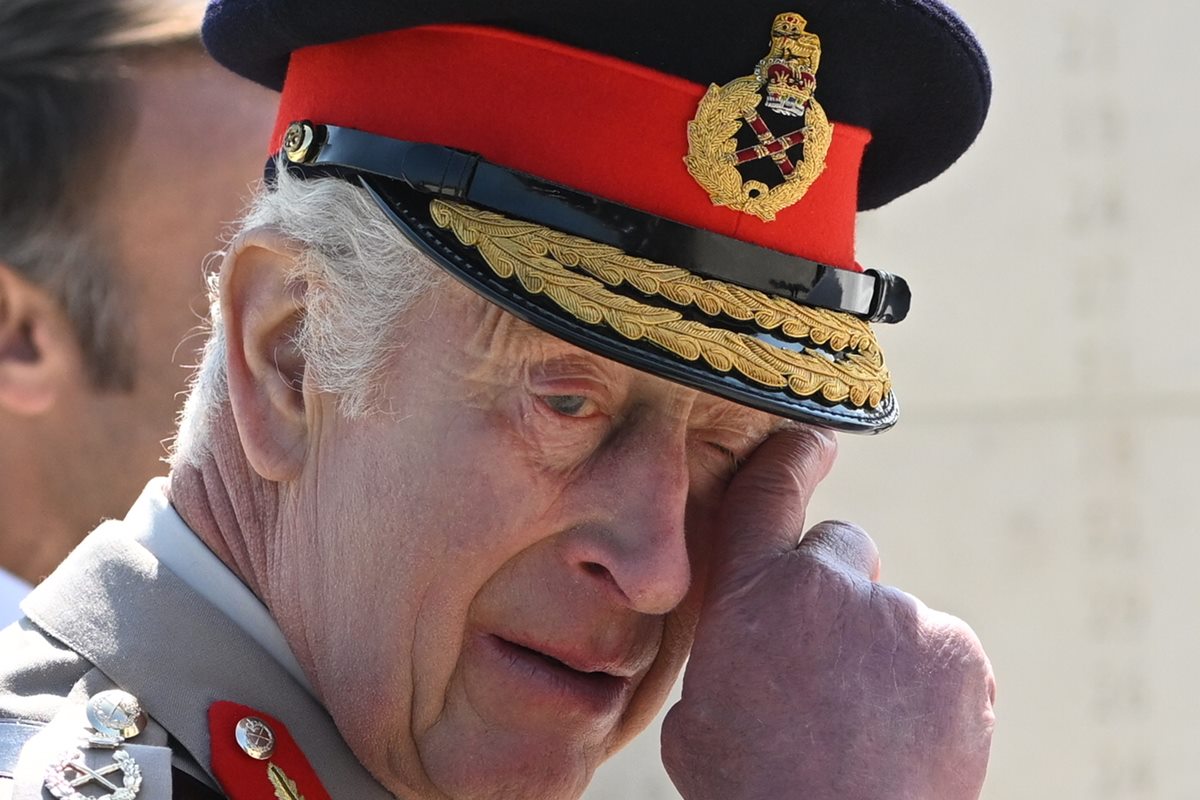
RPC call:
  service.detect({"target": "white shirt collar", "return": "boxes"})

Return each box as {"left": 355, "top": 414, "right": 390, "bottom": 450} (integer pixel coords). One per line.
{"left": 121, "top": 478, "right": 314, "bottom": 694}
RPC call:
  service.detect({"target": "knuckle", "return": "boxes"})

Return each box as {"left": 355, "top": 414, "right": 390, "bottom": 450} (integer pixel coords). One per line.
{"left": 932, "top": 610, "right": 987, "bottom": 653}
{"left": 660, "top": 702, "right": 726, "bottom": 786}
{"left": 659, "top": 707, "right": 686, "bottom": 773}
{"left": 921, "top": 609, "right": 994, "bottom": 684}
{"left": 816, "top": 519, "right": 877, "bottom": 552}
{"left": 799, "top": 519, "right": 879, "bottom": 578}
{"left": 872, "top": 589, "right": 993, "bottom": 677}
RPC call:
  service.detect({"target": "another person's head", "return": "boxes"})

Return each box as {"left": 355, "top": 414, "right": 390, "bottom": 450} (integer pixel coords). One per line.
{"left": 0, "top": 0, "right": 275, "bottom": 580}
{"left": 167, "top": 3, "right": 989, "bottom": 798}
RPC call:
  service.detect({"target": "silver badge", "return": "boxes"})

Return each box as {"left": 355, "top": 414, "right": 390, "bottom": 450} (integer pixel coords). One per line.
{"left": 44, "top": 748, "right": 142, "bottom": 800}
{"left": 86, "top": 690, "right": 147, "bottom": 742}
{"left": 44, "top": 690, "right": 146, "bottom": 799}
{"left": 232, "top": 714, "right": 274, "bottom": 762}
{"left": 235, "top": 716, "right": 277, "bottom": 760}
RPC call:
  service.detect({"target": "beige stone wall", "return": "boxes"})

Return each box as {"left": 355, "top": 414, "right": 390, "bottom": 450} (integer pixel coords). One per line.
{"left": 586, "top": 0, "right": 1200, "bottom": 797}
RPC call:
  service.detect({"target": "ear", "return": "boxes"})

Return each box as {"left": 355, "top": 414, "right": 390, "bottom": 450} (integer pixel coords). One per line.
{"left": 220, "top": 227, "right": 309, "bottom": 482}
{"left": 0, "top": 263, "right": 82, "bottom": 416}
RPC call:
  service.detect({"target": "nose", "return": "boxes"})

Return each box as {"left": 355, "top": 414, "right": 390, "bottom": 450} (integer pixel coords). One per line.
{"left": 562, "top": 418, "right": 692, "bottom": 616}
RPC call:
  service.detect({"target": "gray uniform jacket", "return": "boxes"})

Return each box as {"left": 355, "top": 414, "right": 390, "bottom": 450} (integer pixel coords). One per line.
{"left": 0, "top": 486, "right": 397, "bottom": 800}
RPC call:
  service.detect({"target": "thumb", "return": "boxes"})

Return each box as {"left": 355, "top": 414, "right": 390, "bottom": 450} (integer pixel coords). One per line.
{"left": 714, "top": 424, "right": 838, "bottom": 570}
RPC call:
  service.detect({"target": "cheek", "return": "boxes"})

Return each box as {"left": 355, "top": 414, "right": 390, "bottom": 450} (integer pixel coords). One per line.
{"left": 302, "top": 405, "right": 573, "bottom": 731}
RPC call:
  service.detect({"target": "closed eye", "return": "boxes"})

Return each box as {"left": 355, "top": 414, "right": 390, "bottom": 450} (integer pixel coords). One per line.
{"left": 707, "top": 441, "right": 746, "bottom": 474}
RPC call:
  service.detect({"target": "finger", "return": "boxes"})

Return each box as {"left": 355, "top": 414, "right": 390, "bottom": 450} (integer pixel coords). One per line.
{"left": 797, "top": 520, "right": 881, "bottom": 581}
{"left": 715, "top": 425, "right": 838, "bottom": 564}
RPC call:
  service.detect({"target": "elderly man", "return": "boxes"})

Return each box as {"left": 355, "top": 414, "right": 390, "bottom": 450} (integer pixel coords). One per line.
{"left": 0, "top": 0, "right": 274, "bottom": 614}
{"left": 0, "top": 2, "right": 995, "bottom": 799}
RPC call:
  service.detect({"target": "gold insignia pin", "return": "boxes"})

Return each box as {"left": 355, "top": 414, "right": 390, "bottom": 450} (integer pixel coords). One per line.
{"left": 685, "top": 12, "right": 833, "bottom": 221}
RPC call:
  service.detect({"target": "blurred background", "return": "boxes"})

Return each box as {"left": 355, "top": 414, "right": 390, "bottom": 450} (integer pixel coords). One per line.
{"left": 587, "top": 0, "right": 1200, "bottom": 797}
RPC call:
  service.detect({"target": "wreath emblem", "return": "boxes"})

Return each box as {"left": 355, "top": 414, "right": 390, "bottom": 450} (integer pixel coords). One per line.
{"left": 44, "top": 747, "right": 142, "bottom": 800}
{"left": 685, "top": 12, "right": 832, "bottom": 221}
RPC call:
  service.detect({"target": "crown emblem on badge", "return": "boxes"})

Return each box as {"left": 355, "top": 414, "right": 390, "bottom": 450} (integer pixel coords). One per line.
{"left": 685, "top": 12, "right": 833, "bottom": 221}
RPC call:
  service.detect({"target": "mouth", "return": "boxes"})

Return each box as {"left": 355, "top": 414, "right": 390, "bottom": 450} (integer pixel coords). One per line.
{"left": 476, "top": 633, "right": 633, "bottom": 717}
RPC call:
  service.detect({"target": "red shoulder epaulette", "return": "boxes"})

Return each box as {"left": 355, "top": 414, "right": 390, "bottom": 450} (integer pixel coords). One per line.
{"left": 209, "top": 701, "right": 332, "bottom": 800}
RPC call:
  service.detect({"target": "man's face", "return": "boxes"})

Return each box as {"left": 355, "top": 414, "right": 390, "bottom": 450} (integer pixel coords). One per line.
{"left": 60, "top": 48, "right": 275, "bottom": 536}
{"left": 273, "top": 282, "right": 783, "bottom": 799}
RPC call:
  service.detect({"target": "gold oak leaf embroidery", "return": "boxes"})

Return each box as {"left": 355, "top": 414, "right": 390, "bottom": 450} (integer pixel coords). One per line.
{"left": 430, "top": 199, "right": 890, "bottom": 408}
{"left": 268, "top": 763, "right": 306, "bottom": 800}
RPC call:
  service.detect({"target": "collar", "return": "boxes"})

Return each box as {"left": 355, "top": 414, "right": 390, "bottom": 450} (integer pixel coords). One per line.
{"left": 122, "top": 479, "right": 313, "bottom": 695}
{"left": 19, "top": 510, "right": 395, "bottom": 799}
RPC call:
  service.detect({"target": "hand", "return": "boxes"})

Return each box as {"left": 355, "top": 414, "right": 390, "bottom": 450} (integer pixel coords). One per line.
{"left": 661, "top": 427, "right": 995, "bottom": 800}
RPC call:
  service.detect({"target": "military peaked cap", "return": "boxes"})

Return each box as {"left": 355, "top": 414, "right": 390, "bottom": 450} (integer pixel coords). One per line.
{"left": 203, "top": 0, "right": 991, "bottom": 432}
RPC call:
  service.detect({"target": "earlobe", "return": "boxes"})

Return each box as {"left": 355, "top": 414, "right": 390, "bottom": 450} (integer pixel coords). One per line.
{"left": 220, "top": 227, "right": 310, "bottom": 482}
{"left": 0, "top": 263, "right": 80, "bottom": 416}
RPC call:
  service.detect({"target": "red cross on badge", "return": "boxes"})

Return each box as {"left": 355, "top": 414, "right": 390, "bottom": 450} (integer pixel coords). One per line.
{"left": 685, "top": 12, "right": 833, "bottom": 221}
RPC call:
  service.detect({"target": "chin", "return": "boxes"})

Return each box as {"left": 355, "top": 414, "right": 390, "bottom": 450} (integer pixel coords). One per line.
{"left": 415, "top": 726, "right": 601, "bottom": 800}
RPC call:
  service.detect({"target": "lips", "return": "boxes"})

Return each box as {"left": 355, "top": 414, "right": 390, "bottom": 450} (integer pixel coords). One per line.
{"left": 497, "top": 633, "right": 645, "bottom": 679}
{"left": 468, "top": 632, "right": 641, "bottom": 719}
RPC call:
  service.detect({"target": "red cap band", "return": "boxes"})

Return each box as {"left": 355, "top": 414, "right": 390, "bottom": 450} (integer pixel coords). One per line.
{"left": 274, "top": 24, "right": 870, "bottom": 271}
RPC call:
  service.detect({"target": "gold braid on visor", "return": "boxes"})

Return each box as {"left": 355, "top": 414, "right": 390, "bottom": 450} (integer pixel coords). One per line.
{"left": 430, "top": 199, "right": 890, "bottom": 409}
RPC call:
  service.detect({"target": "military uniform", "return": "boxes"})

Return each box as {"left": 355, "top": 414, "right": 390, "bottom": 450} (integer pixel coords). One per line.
{"left": 0, "top": 482, "right": 382, "bottom": 799}
{"left": 0, "top": 1, "right": 991, "bottom": 797}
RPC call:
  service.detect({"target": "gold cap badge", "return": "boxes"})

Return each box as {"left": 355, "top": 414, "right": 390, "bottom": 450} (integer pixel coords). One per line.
{"left": 685, "top": 12, "right": 832, "bottom": 221}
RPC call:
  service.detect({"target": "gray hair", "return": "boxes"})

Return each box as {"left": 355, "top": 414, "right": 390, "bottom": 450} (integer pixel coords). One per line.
{"left": 0, "top": 0, "right": 205, "bottom": 390}
{"left": 170, "top": 167, "right": 444, "bottom": 468}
